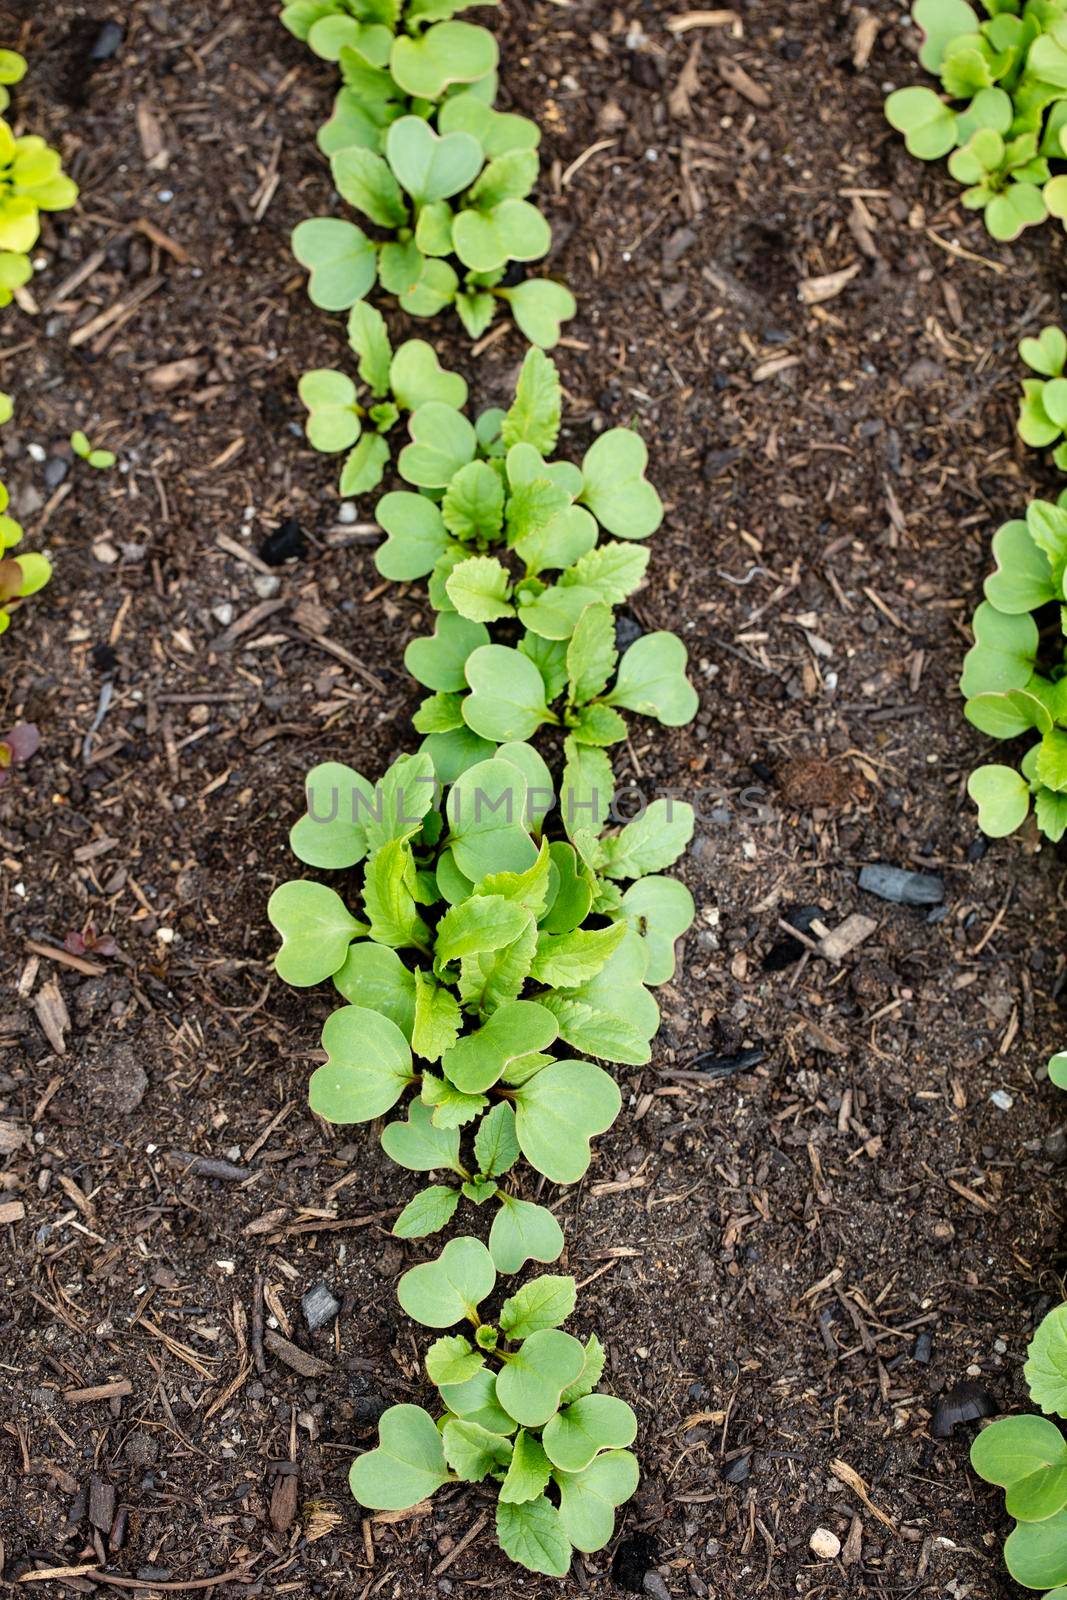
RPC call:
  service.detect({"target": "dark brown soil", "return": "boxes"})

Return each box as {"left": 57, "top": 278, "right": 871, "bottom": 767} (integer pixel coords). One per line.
{"left": 1, "top": 1, "right": 1065, "bottom": 1595}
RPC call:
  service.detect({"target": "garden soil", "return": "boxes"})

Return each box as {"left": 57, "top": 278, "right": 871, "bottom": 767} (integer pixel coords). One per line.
{"left": 0, "top": 1, "right": 1065, "bottom": 1595}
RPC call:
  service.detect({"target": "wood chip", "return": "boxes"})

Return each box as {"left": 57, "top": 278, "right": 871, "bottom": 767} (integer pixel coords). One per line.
{"left": 798, "top": 262, "right": 861, "bottom": 306}
{"left": 270, "top": 1473, "right": 299, "bottom": 1533}
{"left": 752, "top": 353, "right": 801, "bottom": 383}
{"left": 830, "top": 1458, "right": 897, "bottom": 1532}
{"left": 264, "top": 1330, "right": 331, "bottom": 1378}
{"left": 852, "top": 12, "right": 880, "bottom": 69}
{"left": 0, "top": 1119, "right": 26, "bottom": 1154}
{"left": 64, "top": 1379, "right": 132, "bottom": 1403}
{"left": 817, "top": 913, "right": 878, "bottom": 963}
{"left": 146, "top": 356, "right": 204, "bottom": 391}
{"left": 213, "top": 598, "right": 287, "bottom": 649}
{"left": 667, "top": 9, "right": 740, "bottom": 31}
{"left": 33, "top": 980, "right": 70, "bottom": 1055}
{"left": 717, "top": 57, "right": 770, "bottom": 107}
{"left": 0, "top": 1199, "right": 26, "bottom": 1224}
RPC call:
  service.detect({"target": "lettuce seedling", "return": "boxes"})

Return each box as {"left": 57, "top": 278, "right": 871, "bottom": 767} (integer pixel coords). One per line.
{"left": 348, "top": 1235, "right": 639, "bottom": 1575}
{"left": 0, "top": 50, "right": 26, "bottom": 115}
{"left": 1018, "top": 323, "right": 1067, "bottom": 467}
{"left": 71, "top": 430, "right": 116, "bottom": 470}
{"left": 298, "top": 301, "right": 467, "bottom": 495}
{"left": 0, "top": 109, "right": 78, "bottom": 302}
{"left": 885, "top": 0, "right": 1067, "bottom": 241}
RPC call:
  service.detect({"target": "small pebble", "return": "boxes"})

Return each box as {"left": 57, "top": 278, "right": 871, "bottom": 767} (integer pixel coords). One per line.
{"left": 809, "top": 1528, "right": 841, "bottom": 1561}
{"left": 990, "top": 1090, "right": 1013, "bottom": 1111}
{"left": 89, "top": 20, "right": 124, "bottom": 60}
{"left": 212, "top": 603, "right": 234, "bottom": 627}
{"left": 338, "top": 502, "right": 358, "bottom": 524}
{"left": 858, "top": 863, "right": 944, "bottom": 907}
{"left": 43, "top": 457, "right": 69, "bottom": 489}
{"left": 642, "top": 1577, "right": 671, "bottom": 1600}
{"left": 302, "top": 1281, "right": 340, "bottom": 1332}
{"left": 26, "top": 442, "right": 46, "bottom": 463}
{"left": 253, "top": 573, "right": 281, "bottom": 599}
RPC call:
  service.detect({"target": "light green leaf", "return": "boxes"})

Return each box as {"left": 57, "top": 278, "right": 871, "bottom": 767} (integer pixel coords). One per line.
{"left": 389, "top": 339, "right": 468, "bottom": 413}
{"left": 1021, "top": 326, "right": 1067, "bottom": 378}
{"left": 580, "top": 428, "right": 661, "bottom": 539}
{"left": 446, "top": 758, "right": 539, "bottom": 879}
{"left": 426, "top": 1334, "right": 485, "bottom": 1387}
{"left": 299, "top": 368, "right": 360, "bottom": 453}
{"left": 542, "top": 842, "right": 594, "bottom": 934}
{"left": 269, "top": 880, "right": 363, "bottom": 986}
{"left": 1027, "top": 1304, "right": 1067, "bottom": 1417}
{"left": 446, "top": 555, "right": 514, "bottom": 621}
{"left": 600, "top": 798, "right": 695, "bottom": 879}
{"left": 565, "top": 540, "right": 650, "bottom": 603}
{"left": 555, "top": 1449, "right": 640, "bottom": 1553}
{"left": 607, "top": 632, "right": 698, "bottom": 725}
{"left": 474, "top": 1101, "right": 519, "bottom": 1177}
{"left": 984, "top": 519, "right": 1055, "bottom": 613}
{"left": 884, "top": 85, "right": 958, "bottom": 159}
{"left": 453, "top": 197, "right": 551, "bottom": 273}
{"left": 516, "top": 505, "right": 599, "bottom": 576}
{"left": 512, "top": 1059, "right": 621, "bottom": 1184}
{"left": 1050, "top": 1051, "right": 1067, "bottom": 1091}
{"left": 495, "top": 1495, "right": 572, "bottom": 1576}
{"left": 382, "top": 1097, "right": 462, "bottom": 1173}
{"left": 347, "top": 301, "right": 392, "bottom": 396}
{"left": 441, "top": 999, "right": 558, "bottom": 1093}
{"left": 340, "top": 432, "right": 390, "bottom": 497}
{"left": 499, "top": 1428, "right": 553, "bottom": 1505}
{"left": 619, "top": 875, "right": 695, "bottom": 985}
{"left": 399, "top": 401, "right": 477, "bottom": 488}
{"left": 349, "top": 1405, "right": 450, "bottom": 1510}
{"left": 393, "top": 1183, "right": 462, "bottom": 1238}
{"left": 439, "top": 1367, "right": 517, "bottom": 1435}
{"left": 971, "top": 1414, "right": 1067, "bottom": 1487}
{"left": 406, "top": 611, "right": 491, "bottom": 692}
{"left": 500, "top": 1274, "right": 576, "bottom": 1340}
{"left": 567, "top": 602, "right": 617, "bottom": 705}
{"left": 411, "top": 969, "right": 462, "bottom": 1062}
{"left": 363, "top": 839, "right": 432, "bottom": 951}
{"left": 292, "top": 217, "right": 377, "bottom": 310}
{"left": 458, "top": 917, "right": 539, "bottom": 1014}
{"left": 494, "top": 743, "right": 555, "bottom": 833}
{"left": 421, "top": 1072, "right": 489, "bottom": 1127}
{"left": 332, "top": 144, "right": 408, "bottom": 228}
{"left": 390, "top": 20, "right": 499, "bottom": 99}
{"left": 1005, "top": 1509, "right": 1067, "bottom": 1590}
{"left": 468, "top": 148, "right": 539, "bottom": 208}
{"left": 496, "top": 1328, "right": 587, "bottom": 1428}
{"left": 542, "top": 1394, "right": 637, "bottom": 1473}
{"left": 334, "top": 942, "right": 417, "bottom": 1035}
{"left": 309, "top": 1004, "right": 414, "bottom": 1122}
{"left": 965, "top": 688, "right": 1052, "bottom": 739}
{"left": 385, "top": 114, "right": 483, "bottom": 204}
{"left": 443, "top": 1416, "right": 514, "bottom": 1481}
{"left": 1007, "top": 1462, "right": 1067, "bottom": 1523}
{"left": 375, "top": 491, "right": 453, "bottom": 582}
{"left": 502, "top": 347, "right": 561, "bottom": 456}
{"left": 461, "top": 644, "right": 552, "bottom": 742}
{"left": 397, "top": 1235, "right": 496, "bottom": 1328}
{"left": 559, "top": 1334, "right": 606, "bottom": 1405}
{"left": 1037, "top": 730, "right": 1067, "bottom": 794}
{"left": 913, "top": 0, "right": 979, "bottom": 71}
{"left": 490, "top": 1196, "right": 565, "bottom": 1274}
{"left": 530, "top": 922, "right": 627, "bottom": 988}
{"left": 435, "top": 893, "right": 533, "bottom": 966}
{"left": 290, "top": 760, "right": 373, "bottom": 869}
{"left": 441, "top": 459, "right": 506, "bottom": 543}
{"left": 960, "top": 601, "right": 1039, "bottom": 698}
{"left": 560, "top": 741, "right": 614, "bottom": 839}
{"left": 498, "top": 278, "right": 576, "bottom": 349}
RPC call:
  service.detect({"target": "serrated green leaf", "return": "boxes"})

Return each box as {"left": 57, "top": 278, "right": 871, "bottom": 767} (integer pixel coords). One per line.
{"left": 446, "top": 554, "right": 514, "bottom": 621}
{"left": 426, "top": 1333, "right": 485, "bottom": 1387}
{"left": 436, "top": 893, "right": 533, "bottom": 966}
{"left": 502, "top": 348, "right": 562, "bottom": 456}
{"left": 363, "top": 839, "right": 432, "bottom": 951}
{"left": 393, "top": 1183, "right": 462, "bottom": 1238}
{"left": 443, "top": 1416, "right": 514, "bottom": 1481}
{"left": 406, "top": 611, "right": 491, "bottom": 692}
{"left": 500, "top": 1274, "right": 576, "bottom": 1340}
{"left": 1026, "top": 1304, "right": 1067, "bottom": 1418}
{"left": 421, "top": 1071, "right": 489, "bottom": 1127}
{"left": 600, "top": 798, "right": 696, "bottom": 879}
{"left": 411, "top": 969, "right": 463, "bottom": 1062}
{"left": 474, "top": 1101, "right": 519, "bottom": 1177}
{"left": 529, "top": 921, "right": 627, "bottom": 988}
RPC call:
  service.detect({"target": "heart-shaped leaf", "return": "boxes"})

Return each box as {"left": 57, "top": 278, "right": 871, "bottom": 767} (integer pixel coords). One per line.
{"left": 1007, "top": 1462, "right": 1067, "bottom": 1523}
{"left": 555, "top": 1449, "right": 640, "bottom": 1553}
{"left": 309, "top": 1004, "right": 415, "bottom": 1122}
{"left": 618, "top": 875, "right": 695, "bottom": 985}
{"left": 580, "top": 428, "right": 662, "bottom": 540}
{"left": 290, "top": 760, "right": 374, "bottom": 869}
{"left": 960, "top": 601, "right": 1039, "bottom": 698}
{"left": 1018, "top": 380, "right": 1062, "bottom": 447}
{"left": 382, "top": 1096, "right": 462, "bottom": 1173}
{"left": 406, "top": 611, "right": 491, "bottom": 691}
{"left": 494, "top": 743, "right": 555, "bottom": 833}
{"left": 496, "top": 1327, "right": 586, "bottom": 1428}
{"left": 399, "top": 401, "right": 477, "bottom": 488}
{"left": 986, "top": 181, "right": 1047, "bottom": 242}
{"left": 542, "top": 1395, "right": 637, "bottom": 1473}
{"left": 1021, "top": 325, "right": 1067, "bottom": 377}
{"left": 349, "top": 1404, "right": 450, "bottom": 1510}
{"left": 447, "top": 756, "right": 539, "bottom": 880}
{"left": 292, "top": 218, "right": 377, "bottom": 310}
{"left": 1044, "top": 378, "right": 1067, "bottom": 431}
{"left": 884, "top": 86, "right": 958, "bottom": 160}
{"left": 298, "top": 369, "right": 360, "bottom": 453}
{"left": 386, "top": 114, "right": 484, "bottom": 205}
{"left": 441, "top": 999, "right": 558, "bottom": 1093}
{"left": 495, "top": 1495, "right": 572, "bottom": 1576}
{"left": 498, "top": 279, "right": 576, "bottom": 349}
{"left": 1005, "top": 1509, "right": 1067, "bottom": 1590}
{"left": 439, "top": 92, "right": 541, "bottom": 157}
{"left": 453, "top": 197, "right": 551, "bottom": 273}
{"left": 390, "top": 339, "right": 468, "bottom": 413}
{"left": 422, "top": 727, "right": 498, "bottom": 785}
{"left": 391, "top": 20, "right": 498, "bottom": 98}
{"left": 605, "top": 632, "right": 698, "bottom": 725}
{"left": 268, "top": 881, "right": 363, "bottom": 986}
{"left": 984, "top": 520, "right": 1056, "bottom": 612}
{"left": 972, "top": 1414, "right": 1067, "bottom": 1487}
{"left": 393, "top": 1183, "right": 462, "bottom": 1238}
{"left": 397, "top": 1234, "right": 496, "bottom": 1327}
{"left": 399, "top": 254, "right": 460, "bottom": 317}
{"left": 967, "top": 764, "right": 1032, "bottom": 838}
{"left": 463, "top": 644, "right": 552, "bottom": 742}
{"left": 375, "top": 491, "right": 453, "bottom": 581}
{"left": 912, "top": 0, "right": 978, "bottom": 71}
{"left": 964, "top": 688, "right": 1052, "bottom": 740}
{"left": 512, "top": 1059, "right": 621, "bottom": 1184}
{"left": 489, "top": 1196, "right": 565, "bottom": 1274}
{"left": 334, "top": 942, "right": 417, "bottom": 1037}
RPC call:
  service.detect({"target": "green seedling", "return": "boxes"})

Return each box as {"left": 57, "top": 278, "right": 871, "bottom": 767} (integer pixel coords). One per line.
{"left": 70, "top": 430, "right": 116, "bottom": 470}
{"left": 1018, "top": 323, "right": 1067, "bottom": 467}
{"left": 884, "top": 0, "right": 1067, "bottom": 241}
{"left": 0, "top": 50, "right": 26, "bottom": 115}
{"left": 349, "top": 1236, "right": 639, "bottom": 1575}
{"left": 0, "top": 101, "right": 78, "bottom": 304}
{"left": 298, "top": 302, "right": 467, "bottom": 495}
{"left": 0, "top": 398, "right": 50, "bottom": 636}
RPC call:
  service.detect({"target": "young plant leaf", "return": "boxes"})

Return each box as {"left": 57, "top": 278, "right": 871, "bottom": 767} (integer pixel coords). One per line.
{"left": 349, "top": 1404, "right": 451, "bottom": 1510}
{"left": 421, "top": 1071, "right": 489, "bottom": 1128}
{"left": 542, "top": 1394, "right": 637, "bottom": 1473}
{"left": 290, "top": 761, "right": 374, "bottom": 869}
{"left": 393, "top": 1183, "right": 462, "bottom": 1238}
{"left": 579, "top": 428, "right": 661, "bottom": 539}
{"left": 410, "top": 968, "right": 463, "bottom": 1061}
{"left": 443, "top": 1416, "right": 514, "bottom": 1481}
{"left": 1026, "top": 1304, "right": 1067, "bottom": 1417}
{"left": 566, "top": 602, "right": 617, "bottom": 705}
{"left": 389, "top": 339, "right": 468, "bottom": 412}
{"left": 498, "top": 278, "right": 576, "bottom": 349}
{"left": 385, "top": 115, "right": 483, "bottom": 205}
{"left": 474, "top": 1101, "right": 519, "bottom": 1177}
{"left": 500, "top": 1275, "right": 576, "bottom": 1340}
{"left": 363, "top": 839, "right": 432, "bottom": 951}
{"left": 512, "top": 1059, "right": 621, "bottom": 1184}
{"left": 375, "top": 491, "right": 453, "bottom": 581}
{"left": 382, "top": 1097, "right": 462, "bottom": 1173}
{"left": 600, "top": 798, "right": 696, "bottom": 879}
{"left": 399, "top": 401, "right": 477, "bottom": 488}
{"left": 334, "top": 942, "right": 417, "bottom": 1036}
{"left": 496, "top": 1328, "right": 587, "bottom": 1427}
{"left": 439, "top": 1367, "right": 517, "bottom": 1435}
{"left": 292, "top": 217, "right": 377, "bottom": 310}
{"left": 502, "top": 348, "right": 562, "bottom": 455}
{"left": 390, "top": 20, "right": 499, "bottom": 99}
{"left": 333, "top": 145, "right": 408, "bottom": 228}
{"left": 441, "top": 999, "right": 558, "bottom": 1093}
{"left": 618, "top": 875, "right": 695, "bottom": 985}
{"left": 269, "top": 881, "right": 364, "bottom": 986}
{"left": 397, "top": 1235, "right": 497, "bottom": 1328}
{"left": 499, "top": 1428, "right": 554, "bottom": 1504}
{"left": 441, "top": 459, "right": 506, "bottom": 542}
{"left": 495, "top": 1495, "right": 572, "bottom": 1577}
{"left": 406, "top": 612, "right": 491, "bottom": 692}
{"left": 555, "top": 1449, "right": 640, "bottom": 1553}
{"left": 426, "top": 1334, "right": 485, "bottom": 1387}
{"left": 309, "top": 1004, "right": 415, "bottom": 1122}
{"left": 606, "top": 632, "right": 698, "bottom": 725}
{"left": 489, "top": 1196, "right": 565, "bottom": 1274}
{"left": 446, "top": 757, "right": 539, "bottom": 879}
{"left": 445, "top": 555, "right": 514, "bottom": 621}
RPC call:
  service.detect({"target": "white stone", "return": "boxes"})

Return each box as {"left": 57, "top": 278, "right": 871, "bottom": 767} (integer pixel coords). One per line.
{"left": 809, "top": 1528, "right": 841, "bottom": 1561}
